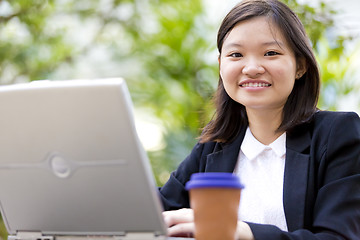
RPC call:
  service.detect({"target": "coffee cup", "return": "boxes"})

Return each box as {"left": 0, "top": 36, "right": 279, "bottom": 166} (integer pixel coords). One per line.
{"left": 185, "top": 172, "right": 244, "bottom": 240}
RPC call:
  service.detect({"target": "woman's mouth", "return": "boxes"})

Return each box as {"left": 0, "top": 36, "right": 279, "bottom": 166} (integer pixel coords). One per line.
{"left": 240, "top": 82, "right": 271, "bottom": 87}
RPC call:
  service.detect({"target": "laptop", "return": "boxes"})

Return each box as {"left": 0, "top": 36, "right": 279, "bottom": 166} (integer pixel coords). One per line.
{"left": 0, "top": 78, "right": 187, "bottom": 240}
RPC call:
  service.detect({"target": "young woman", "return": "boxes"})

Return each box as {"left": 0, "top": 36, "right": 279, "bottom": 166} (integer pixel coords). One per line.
{"left": 159, "top": 0, "right": 360, "bottom": 239}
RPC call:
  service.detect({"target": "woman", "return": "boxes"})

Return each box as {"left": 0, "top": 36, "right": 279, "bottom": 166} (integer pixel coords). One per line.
{"left": 159, "top": 0, "right": 360, "bottom": 239}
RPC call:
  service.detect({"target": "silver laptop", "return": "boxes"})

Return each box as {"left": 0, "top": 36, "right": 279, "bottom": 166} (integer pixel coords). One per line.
{"left": 0, "top": 78, "right": 180, "bottom": 240}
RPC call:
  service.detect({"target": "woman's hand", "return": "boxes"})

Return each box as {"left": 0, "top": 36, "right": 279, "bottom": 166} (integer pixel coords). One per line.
{"left": 162, "top": 208, "right": 195, "bottom": 238}
{"left": 162, "top": 208, "right": 254, "bottom": 239}
{"left": 236, "top": 221, "right": 255, "bottom": 240}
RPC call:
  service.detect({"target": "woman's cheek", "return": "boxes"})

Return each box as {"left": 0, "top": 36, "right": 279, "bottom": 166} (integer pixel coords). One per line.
{"left": 221, "top": 62, "right": 241, "bottom": 83}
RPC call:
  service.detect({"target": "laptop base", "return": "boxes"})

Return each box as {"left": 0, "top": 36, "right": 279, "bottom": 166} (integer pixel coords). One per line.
{"left": 8, "top": 232, "right": 166, "bottom": 240}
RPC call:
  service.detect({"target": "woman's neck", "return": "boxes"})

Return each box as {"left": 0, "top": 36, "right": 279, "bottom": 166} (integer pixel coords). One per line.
{"left": 246, "top": 108, "right": 285, "bottom": 145}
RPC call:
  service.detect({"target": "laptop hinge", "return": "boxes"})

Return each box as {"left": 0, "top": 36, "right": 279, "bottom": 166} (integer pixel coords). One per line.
{"left": 8, "top": 231, "right": 54, "bottom": 240}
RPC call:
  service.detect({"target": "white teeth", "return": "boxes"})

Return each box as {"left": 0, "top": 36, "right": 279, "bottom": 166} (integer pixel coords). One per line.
{"left": 241, "top": 83, "right": 270, "bottom": 87}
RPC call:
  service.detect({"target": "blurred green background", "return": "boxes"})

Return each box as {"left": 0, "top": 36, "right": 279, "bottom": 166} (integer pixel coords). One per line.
{"left": 0, "top": 0, "right": 359, "bottom": 238}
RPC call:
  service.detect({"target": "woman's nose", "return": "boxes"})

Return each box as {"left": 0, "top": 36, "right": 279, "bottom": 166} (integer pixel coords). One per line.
{"left": 242, "top": 59, "right": 265, "bottom": 77}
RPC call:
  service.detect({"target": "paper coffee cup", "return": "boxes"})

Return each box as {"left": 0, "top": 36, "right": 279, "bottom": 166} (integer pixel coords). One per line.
{"left": 186, "top": 172, "right": 244, "bottom": 240}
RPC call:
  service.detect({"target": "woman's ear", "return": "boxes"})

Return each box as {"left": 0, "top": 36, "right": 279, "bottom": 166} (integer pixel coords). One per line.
{"left": 296, "top": 57, "right": 307, "bottom": 79}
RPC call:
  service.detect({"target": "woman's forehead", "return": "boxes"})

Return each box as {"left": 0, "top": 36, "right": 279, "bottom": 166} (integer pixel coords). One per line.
{"left": 222, "top": 16, "right": 290, "bottom": 49}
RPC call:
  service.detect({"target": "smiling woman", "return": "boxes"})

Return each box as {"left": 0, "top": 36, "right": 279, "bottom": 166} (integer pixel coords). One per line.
{"left": 158, "top": 0, "right": 360, "bottom": 239}
{"left": 200, "top": 0, "right": 320, "bottom": 145}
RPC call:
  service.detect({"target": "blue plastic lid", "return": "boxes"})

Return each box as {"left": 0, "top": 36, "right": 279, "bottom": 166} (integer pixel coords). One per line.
{"left": 185, "top": 172, "right": 244, "bottom": 190}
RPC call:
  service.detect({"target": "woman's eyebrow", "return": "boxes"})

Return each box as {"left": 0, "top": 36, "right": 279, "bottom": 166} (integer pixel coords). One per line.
{"left": 223, "top": 41, "right": 285, "bottom": 49}
{"left": 262, "top": 41, "right": 285, "bottom": 48}
{"left": 222, "top": 42, "right": 243, "bottom": 49}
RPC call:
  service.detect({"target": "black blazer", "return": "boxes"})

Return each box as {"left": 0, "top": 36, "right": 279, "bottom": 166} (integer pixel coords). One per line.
{"left": 159, "top": 111, "right": 360, "bottom": 240}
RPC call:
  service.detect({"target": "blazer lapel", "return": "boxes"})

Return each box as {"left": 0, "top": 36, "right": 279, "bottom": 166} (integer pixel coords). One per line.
{"left": 205, "top": 127, "right": 246, "bottom": 173}
{"left": 283, "top": 128, "right": 311, "bottom": 231}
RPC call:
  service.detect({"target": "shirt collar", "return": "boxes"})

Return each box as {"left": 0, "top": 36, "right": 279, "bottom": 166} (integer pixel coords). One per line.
{"left": 269, "top": 131, "right": 286, "bottom": 158}
{"left": 241, "top": 127, "right": 286, "bottom": 161}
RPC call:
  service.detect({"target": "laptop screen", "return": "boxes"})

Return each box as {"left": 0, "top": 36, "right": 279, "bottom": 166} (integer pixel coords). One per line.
{"left": 0, "top": 79, "right": 166, "bottom": 237}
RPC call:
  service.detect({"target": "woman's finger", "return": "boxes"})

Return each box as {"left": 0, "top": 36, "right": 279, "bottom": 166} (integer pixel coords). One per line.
{"left": 162, "top": 208, "right": 194, "bottom": 227}
{"left": 167, "top": 222, "right": 195, "bottom": 238}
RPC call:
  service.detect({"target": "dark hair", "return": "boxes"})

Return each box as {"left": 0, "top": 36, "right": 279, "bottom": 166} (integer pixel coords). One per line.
{"left": 199, "top": 0, "right": 320, "bottom": 143}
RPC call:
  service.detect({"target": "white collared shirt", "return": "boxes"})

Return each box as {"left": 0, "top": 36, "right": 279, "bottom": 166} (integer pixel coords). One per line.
{"left": 234, "top": 127, "right": 288, "bottom": 231}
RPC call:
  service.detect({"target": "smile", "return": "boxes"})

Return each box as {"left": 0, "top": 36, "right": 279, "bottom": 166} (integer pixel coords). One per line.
{"left": 240, "top": 83, "right": 271, "bottom": 87}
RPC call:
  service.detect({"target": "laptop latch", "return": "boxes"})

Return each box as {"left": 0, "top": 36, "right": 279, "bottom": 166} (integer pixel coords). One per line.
{"left": 123, "top": 232, "right": 164, "bottom": 239}
{"left": 8, "top": 231, "right": 54, "bottom": 240}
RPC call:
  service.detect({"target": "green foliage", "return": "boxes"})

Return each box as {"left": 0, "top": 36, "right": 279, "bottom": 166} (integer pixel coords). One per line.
{"left": 0, "top": 214, "right": 5, "bottom": 239}
{"left": 124, "top": 0, "right": 218, "bottom": 182}
{"left": 316, "top": 38, "right": 359, "bottom": 110}
{"left": 0, "top": 0, "right": 74, "bottom": 83}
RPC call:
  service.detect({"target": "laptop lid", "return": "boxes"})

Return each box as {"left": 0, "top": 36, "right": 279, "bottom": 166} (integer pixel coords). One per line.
{"left": 0, "top": 78, "right": 167, "bottom": 237}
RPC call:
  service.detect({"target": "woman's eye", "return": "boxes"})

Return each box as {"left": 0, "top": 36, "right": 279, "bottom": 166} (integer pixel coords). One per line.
{"left": 230, "top": 53, "right": 243, "bottom": 58}
{"left": 265, "top": 51, "right": 279, "bottom": 56}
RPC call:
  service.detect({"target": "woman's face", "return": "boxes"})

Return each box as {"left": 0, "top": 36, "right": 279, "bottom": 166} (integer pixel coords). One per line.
{"left": 219, "top": 16, "right": 302, "bottom": 113}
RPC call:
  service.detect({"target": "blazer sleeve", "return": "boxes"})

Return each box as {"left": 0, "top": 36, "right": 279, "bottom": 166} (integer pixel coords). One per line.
{"left": 248, "top": 112, "right": 360, "bottom": 240}
{"left": 158, "top": 142, "right": 207, "bottom": 210}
